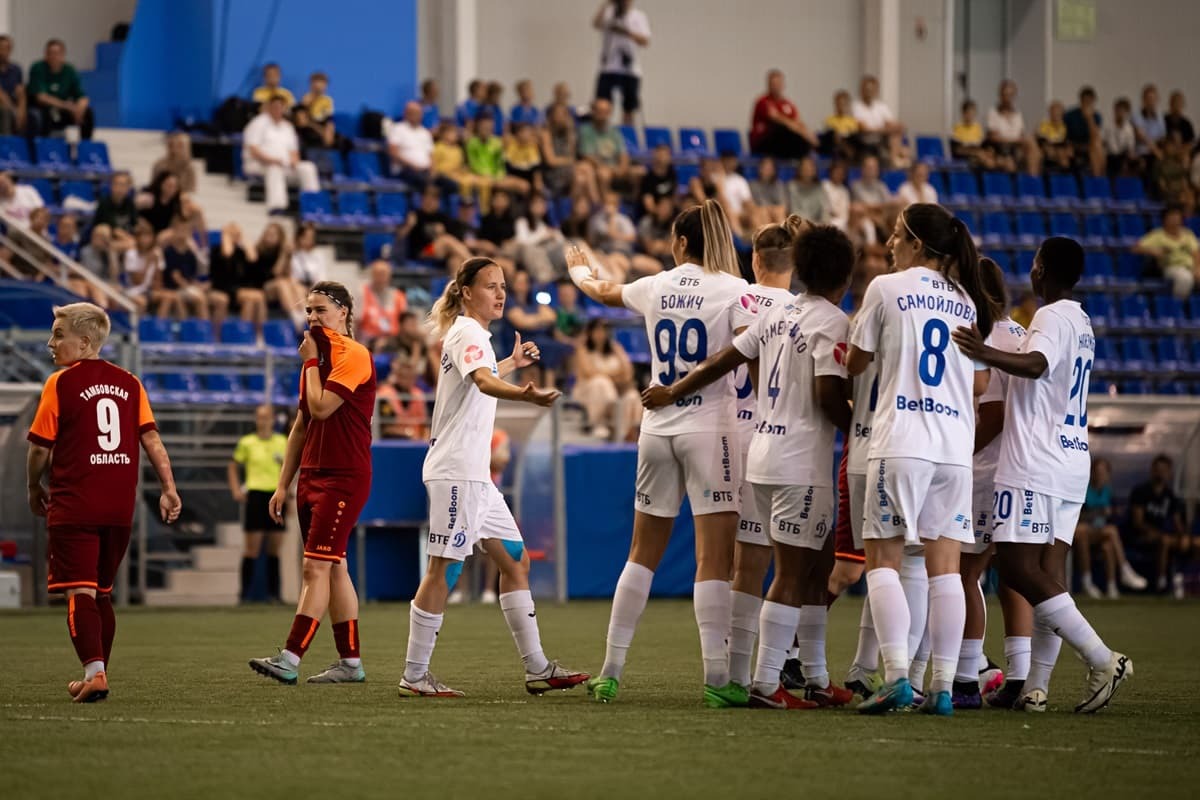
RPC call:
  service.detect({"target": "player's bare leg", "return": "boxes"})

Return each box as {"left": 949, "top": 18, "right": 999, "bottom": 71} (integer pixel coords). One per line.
{"left": 307, "top": 561, "right": 366, "bottom": 684}
{"left": 250, "top": 557, "right": 333, "bottom": 684}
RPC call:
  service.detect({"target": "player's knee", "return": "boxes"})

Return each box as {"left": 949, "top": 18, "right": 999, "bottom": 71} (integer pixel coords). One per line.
{"left": 444, "top": 560, "right": 464, "bottom": 591}
{"left": 301, "top": 557, "right": 332, "bottom": 582}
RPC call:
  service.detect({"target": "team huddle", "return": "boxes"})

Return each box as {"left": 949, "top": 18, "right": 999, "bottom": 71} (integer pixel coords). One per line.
{"left": 29, "top": 197, "right": 1131, "bottom": 714}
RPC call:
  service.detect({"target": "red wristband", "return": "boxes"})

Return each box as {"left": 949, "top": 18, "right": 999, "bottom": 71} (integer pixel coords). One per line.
{"left": 303, "top": 358, "right": 319, "bottom": 371}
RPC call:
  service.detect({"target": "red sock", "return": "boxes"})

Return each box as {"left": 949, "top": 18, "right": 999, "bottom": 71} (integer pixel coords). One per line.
{"left": 67, "top": 594, "right": 104, "bottom": 668}
{"left": 97, "top": 593, "right": 116, "bottom": 665}
{"left": 284, "top": 615, "right": 320, "bottom": 658}
{"left": 333, "top": 619, "right": 360, "bottom": 659}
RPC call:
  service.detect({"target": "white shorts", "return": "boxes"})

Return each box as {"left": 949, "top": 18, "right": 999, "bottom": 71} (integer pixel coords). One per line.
{"left": 847, "top": 471, "right": 867, "bottom": 551}
{"left": 863, "top": 457, "right": 973, "bottom": 546}
{"left": 965, "top": 481, "right": 996, "bottom": 556}
{"left": 737, "top": 435, "right": 769, "bottom": 547}
{"left": 991, "top": 484, "right": 1083, "bottom": 546}
{"left": 753, "top": 483, "right": 834, "bottom": 550}
{"left": 425, "top": 480, "right": 522, "bottom": 562}
{"left": 635, "top": 430, "right": 740, "bottom": 518}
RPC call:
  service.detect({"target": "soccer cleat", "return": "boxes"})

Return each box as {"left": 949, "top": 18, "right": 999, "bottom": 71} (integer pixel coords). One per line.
{"left": 857, "top": 677, "right": 914, "bottom": 714}
{"left": 1081, "top": 580, "right": 1102, "bottom": 600}
{"left": 67, "top": 680, "right": 85, "bottom": 698}
{"left": 985, "top": 679, "right": 1025, "bottom": 709}
{"left": 844, "top": 667, "right": 882, "bottom": 699}
{"left": 397, "top": 671, "right": 465, "bottom": 698}
{"left": 585, "top": 676, "right": 619, "bottom": 703}
{"left": 803, "top": 682, "right": 855, "bottom": 707}
{"left": 1075, "top": 652, "right": 1133, "bottom": 714}
{"left": 749, "top": 685, "right": 820, "bottom": 709}
{"left": 910, "top": 688, "right": 926, "bottom": 709}
{"left": 919, "top": 690, "right": 954, "bottom": 716}
{"left": 780, "top": 658, "right": 807, "bottom": 691}
{"left": 72, "top": 672, "right": 109, "bottom": 704}
{"left": 1119, "top": 562, "right": 1147, "bottom": 591}
{"left": 1016, "top": 688, "right": 1048, "bottom": 712}
{"left": 952, "top": 679, "right": 982, "bottom": 709}
{"left": 306, "top": 661, "right": 366, "bottom": 683}
{"left": 703, "top": 681, "right": 750, "bottom": 708}
{"left": 979, "top": 662, "right": 1005, "bottom": 695}
{"left": 248, "top": 652, "right": 298, "bottom": 685}
{"left": 525, "top": 660, "right": 589, "bottom": 694}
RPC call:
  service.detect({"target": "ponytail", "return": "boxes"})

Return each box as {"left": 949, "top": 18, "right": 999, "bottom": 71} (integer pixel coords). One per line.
{"left": 900, "top": 203, "right": 994, "bottom": 338}
{"left": 426, "top": 256, "right": 497, "bottom": 337}
{"left": 976, "top": 256, "right": 1009, "bottom": 329}
{"left": 673, "top": 199, "right": 739, "bottom": 276}
{"left": 753, "top": 213, "right": 809, "bottom": 273}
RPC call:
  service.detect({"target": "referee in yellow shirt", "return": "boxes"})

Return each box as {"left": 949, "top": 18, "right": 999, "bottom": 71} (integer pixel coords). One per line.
{"left": 228, "top": 405, "right": 288, "bottom": 603}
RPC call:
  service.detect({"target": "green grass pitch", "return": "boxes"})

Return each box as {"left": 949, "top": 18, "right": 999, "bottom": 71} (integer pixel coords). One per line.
{"left": 2, "top": 597, "right": 1197, "bottom": 799}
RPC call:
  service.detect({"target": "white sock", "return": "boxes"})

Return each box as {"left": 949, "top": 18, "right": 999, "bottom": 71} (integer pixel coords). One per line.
{"left": 340, "top": 657, "right": 362, "bottom": 668}
{"left": 1035, "top": 592, "right": 1112, "bottom": 668}
{"left": 751, "top": 601, "right": 800, "bottom": 696}
{"left": 404, "top": 603, "right": 444, "bottom": 683}
{"left": 85, "top": 660, "right": 106, "bottom": 679}
{"left": 1004, "top": 636, "right": 1032, "bottom": 682}
{"left": 956, "top": 638, "right": 985, "bottom": 684}
{"left": 729, "top": 590, "right": 762, "bottom": 688}
{"left": 500, "top": 589, "right": 550, "bottom": 674}
{"left": 973, "top": 577, "right": 989, "bottom": 676}
{"left": 694, "top": 580, "right": 733, "bottom": 687}
{"left": 865, "top": 568, "right": 910, "bottom": 684}
{"left": 796, "top": 605, "right": 829, "bottom": 689}
{"left": 851, "top": 597, "right": 879, "bottom": 674}
{"left": 900, "top": 555, "right": 929, "bottom": 659}
{"left": 908, "top": 628, "right": 929, "bottom": 688}
{"left": 928, "top": 573, "right": 966, "bottom": 696}
{"left": 280, "top": 650, "right": 301, "bottom": 668}
{"left": 600, "top": 562, "right": 654, "bottom": 680}
{"left": 1025, "top": 619, "right": 1063, "bottom": 694}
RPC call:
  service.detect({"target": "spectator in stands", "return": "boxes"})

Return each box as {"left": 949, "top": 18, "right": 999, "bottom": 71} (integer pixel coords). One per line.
{"left": 823, "top": 89, "right": 859, "bottom": 161}
{"left": 504, "top": 268, "right": 568, "bottom": 387}
{"left": 822, "top": 159, "right": 851, "bottom": 229}
{"left": 1010, "top": 288, "right": 1037, "bottom": 329}
{"left": 137, "top": 171, "right": 183, "bottom": 235}
{"left": 688, "top": 157, "right": 726, "bottom": 208}
{"left": 572, "top": 318, "right": 640, "bottom": 441}
{"left": 72, "top": 223, "right": 120, "bottom": 306}
{"left": 388, "top": 101, "right": 456, "bottom": 195}
{"left": 477, "top": 187, "right": 518, "bottom": 261}
{"left": 300, "top": 71, "right": 333, "bottom": 123}
{"left": 0, "top": 34, "right": 26, "bottom": 135}
{"left": 291, "top": 104, "right": 338, "bottom": 155}
{"left": 510, "top": 79, "right": 543, "bottom": 128}
{"left": 951, "top": 99, "right": 996, "bottom": 169}
{"left": 548, "top": 81, "right": 575, "bottom": 119}
{"left": 587, "top": 191, "right": 652, "bottom": 281}
{"left": 592, "top": 0, "right": 651, "bottom": 126}
{"left": 637, "top": 195, "right": 675, "bottom": 272}
{"left": 358, "top": 259, "right": 408, "bottom": 351}
{"left": 542, "top": 102, "right": 595, "bottom": 202}
{"left": 52, "top": 213, "right": 80, "bottom": 261}
{"left": 578, "top": 98, "right": 640, "bottom": 195}
{"left": 400, "top": 185, "right": 473, "bottom": 274}
{"left": 749, "top": 70, "right": 818, "bottom": 160}
{"left": 1133, "top": 83, "right": 1166, "bottom": 161}
{"left": 456, "top": 78, "right": 486, "bottom": 127}
{"left": 852, "top": 75, "right": 909, "bottom": 167}
{"left": 376, "top": 357, "right": 428, "bottom": 440}
{"left": 1064, "top": 86, "right": 1105, "bottom": 176}
{"left": 719, "top": 151, "right": 754, "bottom": 233}
{"left": 289, "top": 222, "right": 326, "bottom": 290}
{"left": 242, "top": 93, "right": 319, "bottom": 212}
{"left": 418, "top": 78, "right": 440, "bottom": 129}
{"left": 561, "top": 194, "right": 594, "bottom": 240}
{"left": 554, "top": 278, "right": 586, "bottom": 344}
{"left": 251, "top": 62, "right": 295, "bottom": 108}
{"left": 249, "top": 223, "right": 294, "bottom": 322}
{"left": 1133, "top": 205, "right": 1200, "bottom": 298}
{"left": 1076, "top": 457, "right": 1148, "bottom": 599}
{"left": 27, "top": 205, "right": 49, "bottom": 240}
{"left": 162, "top": 219, "right": 215, "bottom": 321}
{"left": 986, "top": 79, "right": 1040, "bottom": 175}
{"left": 1165, "top": 90, "right": 1195, "bottom": 145}
{"left": 94, "top": 172, "right": 138, "bottom": 234}
{"left": 896, "top": 161, "right": 938, "bottom": 207}
{"left": 504, "top": 122, "right": 543, "bottom": 196}
{"left": 209, "top": 222, "right": 268, "bottom": 334}
{"left": 482, "top": 81, "right": 505, "bottom": 136}
{"left": 26, "top": 39, "right": 92, "bottom": 139}
{"left": 1129, "top": 454, "right": 1192, "bottom": 597}
{"left": 124, "top": 219, "right": 166, "bottom": 315}
{"left": 432, "top": 122, "right": 489, "bottom": 209}
{"left": 850, "top": 154, "right": 894, "bottom": 228}
{"left": 151, "top": 132, "right": 198, "bottom": 195}
{"left": 638, "top": 142, "right": 676, "bottom": 214}
{"left": 1151, "top": 135, "right": 1195, "bottom": 214}
{"left": 787, "top": 156, "right": 830, "bottom": 224}
{"left": 1037, "top": 100, "right": 1073, "bottom": 172}
{"left": 515, "top": 193, "right": 567, "bottom": 283}
{"left": 845, "top": 201, "right": 888, "bottom": 298}
{"left": 1102, "top": 97, "right": 1140, "bottom": 176}
{"left": 467, "top": 110, "right": 528, "bottom": 198}
{"left": 749, "top": 156, "right": 787, "bottom": 226}
{"left": 0, "top": 170, "right": 43, "bottom": 222}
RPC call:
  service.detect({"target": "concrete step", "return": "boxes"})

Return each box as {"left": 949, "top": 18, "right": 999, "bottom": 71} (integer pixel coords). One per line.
{"left": 167, "top": 567, "right": 238, "bottom": 594}
{"left": 192, "top": 545, "right": 243, "bottom": 571}
{"left": 216, "top": 522, "right": 244, "bottom": 548}
{"left": 143, "top": 588, "right": 239, "bottom": 607}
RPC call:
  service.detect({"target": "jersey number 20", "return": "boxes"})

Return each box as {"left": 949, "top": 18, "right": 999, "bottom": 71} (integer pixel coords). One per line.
{"left": 96, "top": 398, "right": 121, "bottom": 451}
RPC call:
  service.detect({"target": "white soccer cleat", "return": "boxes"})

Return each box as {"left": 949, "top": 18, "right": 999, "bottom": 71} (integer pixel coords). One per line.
{"left": 1080, "top": 579, "right": 1102, "bottom": 600}
{"left": 1016, "top": 688, "right": 1048, "bottom": 712}
{"left": 1075, "top": 652, "right": 1133, "bottom": 714}
{"left": 1119, "top": 563, "right": 1147, "bottom": 591}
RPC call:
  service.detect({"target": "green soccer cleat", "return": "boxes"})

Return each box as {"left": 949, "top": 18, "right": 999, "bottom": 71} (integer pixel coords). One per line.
{"left": 704, "top": 681, "right": 750, "bottom": 709}
{"left": 249, "top": 652, "right": 298, "bottom": 685}
{"left": 306, "top": 661, "right": 367, "bottom": 684}
{"left": 585, "top": 675, "right": 620, "bottom": 703}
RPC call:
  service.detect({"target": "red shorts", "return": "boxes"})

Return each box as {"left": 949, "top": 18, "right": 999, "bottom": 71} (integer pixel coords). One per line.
{"left": 834, "top": 449, "right": 864, "bottom": 563}
{"left": 297, "top": 470, "right": 371, "bottom": 563}
{"left": 47, "top": 525, "right": 132, "bottom": 594}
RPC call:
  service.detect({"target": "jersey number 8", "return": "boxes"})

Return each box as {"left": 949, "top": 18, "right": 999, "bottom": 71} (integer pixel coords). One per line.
{"left": 918, "top": 319, "right": 950, "bottom": 387}
{"left": 654, "top": 319, "right": 707, "bottom": 385}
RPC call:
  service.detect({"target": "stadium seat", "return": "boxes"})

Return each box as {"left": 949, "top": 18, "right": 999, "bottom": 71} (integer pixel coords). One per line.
{"left": 1015, "top": 173, "right": 1046, "bottom": 209}
{"left": 163, "top": 372, "right": 201, "bottom": 392}
{"left": 1083, "top": 213, "right": 1113, "bottom": 247}
{"left": 179, "top": 318, "right": 214, "bottom": 344}
{"left": 1081, "top": 252, "right": 1114, "bottom": 288}
{"left": 1114, "top": 253, "right": 1148, "bottom": 288}
{"left": 0, "top": 135, "right": 30, "bottom": 168}
{"left": 679, "top": 127, "right": 709, "bottom": 158}
{"left": 1186, "top": 216, "right": 1200, "bottom": 238}
{"left": 643, "top": 126, "right": 673, "bottom": 153}
{"left": 945, "top": 171, "right": 980, "bottom": 206}
{"left": 1093, "top": 337, "right": 1113, "bottom": 371}
{"left": 1157, "top": 336, "right": 1184, "bottom": 371}
{"left": 364, "top": 231, "right": 394, "bottom": 262}
{"left": 375, "top": 192, "right": 409, "bottom": 225}
{"left": 262, "top": 320, "right": 296, "bottom": 351}
{"left": 348, "top": 150, "right": 390, "bottom": 184}
{"left": 675, "top": 162, "right": 700, "bottom": 190}
{"left": 1047, "top": 174, "right": 1080, "bottom": 208}
{"left": 138, "top": 317, "right": 172, "bottom": 343}
{"left": 981, "top": 172, "right": 1015, "bottom": 207}
{"left": 1081, "top": 292, "right": 1112, "bottom": 330}
{"left": 1015, "top": 212, "right": 1046, "bottom": 246}
{"left": 1190, "top": 340, "right": 1200, "bottom": 373}
{"left": 881, "top": 169, "right": 906, "bottom": 193}
{"left": 1112, "top": 176, "right": 1148, "bottom": 211}
{"left": 75, "top": 141, "right": 112, "bottom": 173}
{"left": 299, "top": 190, "right": 335, "bottom": 223}
{"left": 1012, "top": 248, "right": 1036, "bottom": 279}
{"left": 206, "top": 374, "right": 241, "bottom": 393}
{"left": 1081, "top": 176, "right": 1111, "bottom": 209}
{"left": 1118, "top": 295, "right": 1150, "bottom": 330}
{"left": 982, "top": 249, "right": 1012, "bottom": 273}
{"left": 617, "top": 125, "right": 642, "bottom": 157}
{"left": 220, "top": 319, "right": 255, "bottom": 345}
{"left": 980, "top": 211, "right": 1012, "bottom": 247}
{"left": 1120, "top": 379, "right": 1149, "bottom": 395}
{"left": 28, "top": 178, "right": 55, "bottom": 205}
{"left": 915, "top": 135, "right": 946, "bottom": 164}
{"left": 955, "top": 209, "right": 980, "bottom": 233}
{"left": 1120, "top": 336, "right": 1150, "bottom": 370}
{"left": 336, "top": 190, "right": 372, "bottom": 223}
{"left": 308, "top": 148, "right": 346, "bottom": 180}
{"left": 1149, "top": 294, "right": 1183, "bottom": 329}
{"left": 613, "top": 326, "right": 651, "bottom": 364}
{"left": 1049, "top": 212, "right": 1080, "bottom": 238}
{"left": 59, "top": 180, "right": 95, "bottom": 203}
{"left": 712, "top": 128, "right": 742, "bottom": 158}
{"left": 926, "top": 170, "right": 947, "bottom": 197}
{"left": 34, "top": 137, "right": 71, "bottom": 171}
{"left": 1184, "top": 295, "right": 1200, "bottom": 331}
{"left": 1115, "top": 213, "right": 1148, "bottom": 247}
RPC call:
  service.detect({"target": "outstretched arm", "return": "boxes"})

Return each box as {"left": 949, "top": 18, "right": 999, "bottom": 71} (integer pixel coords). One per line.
{"left": 472, "top": 368, "right": 560, "bottom": 407}
{"left": 565, "top": 243, "right": 626, "bottom": 307}
{"left": 642, "top": 345, "right": 747, "bottom": 409}
{"left": 953, "top": 323, "right": 1047, "bottom": 379}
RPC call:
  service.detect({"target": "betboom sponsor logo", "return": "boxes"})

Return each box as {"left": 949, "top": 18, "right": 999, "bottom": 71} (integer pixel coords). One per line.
{"left": 896, "top": 394, "right": 961, "bottom": 418}
{"left": 756, "top": 420, "right": 787, "bottom": 435}
{"left": 875, "top": 460, "right": 888, "bottom": 510}
{"left": 674, "top": 394, "right": 702, "bottom": 408}
{"left": 1059, "top": 434, "right": 1089, "bottom": 451}
{"left": 447, "top": 485, "right": 459, "bottom": 530}
{"left": 720, "top": 436, "right": 732, "bottom": 483}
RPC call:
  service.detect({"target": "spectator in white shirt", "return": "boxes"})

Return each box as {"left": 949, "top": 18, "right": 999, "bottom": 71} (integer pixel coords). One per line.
{"left": 0, "top": 170, "right": 43, "bottom": 222}
{"left": 388, "top": 101, "right": 458, "bottom": 195}
{"left": 851, "top": 75, "right": 910, "bottom": 168}
{"left": 592, "top": 0, "right": 651, "bottom": 126}
{"left": 896, "top": 161, "right": 938, "bottom": 207}
{"left": 822, "top": 160, "right": 852, "bottom": 229}
{"left": 241, "top": 94, "right": 319, "bottom": 211}
{"left": 985, "top": 79, "right": 1041, "bottom": 175}
{"left": 719, "top": 151, "right": 754, "bottom": 233}
{"left": 1103, "top": 97, "right": 1140, "bottom": 176}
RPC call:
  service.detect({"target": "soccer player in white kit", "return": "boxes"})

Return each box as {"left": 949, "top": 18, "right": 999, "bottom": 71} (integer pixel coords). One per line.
{"left": 952, "top": 237, "right": 1132, "bottom": 713}
{"left": 645, "top": 224, "right": 858, "bottom": 709}
{"left": 399, "top": 257, "right": 590, "bottom": 698}
{"left": 567, "top": 200, "right": 758, "bottom": 707}
{"left": 846, "top": 203, "right": 996, "bottom": 716}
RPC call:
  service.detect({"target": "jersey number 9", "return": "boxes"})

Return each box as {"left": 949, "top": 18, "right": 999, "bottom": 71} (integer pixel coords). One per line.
{"left": 96, "top": 398, "right": 121, "bottom": 452}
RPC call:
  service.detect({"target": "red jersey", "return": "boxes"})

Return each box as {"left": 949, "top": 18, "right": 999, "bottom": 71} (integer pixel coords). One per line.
{"left": 299, "top": 326, "right": 376, "bottom": 475}
{"left": 27, "top": 359, "right": 157, "bottom": 527}
{"left": 750, "top": 93, "right": 799, "bottom": 150}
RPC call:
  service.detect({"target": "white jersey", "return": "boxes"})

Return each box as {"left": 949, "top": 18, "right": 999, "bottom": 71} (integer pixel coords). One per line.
{"left": 734, "top": 284, "right": 795, "bottom": 436}
{"left": 623, "top": 263, "right": 757, "bottom": 436}
{"left": 733, "top": 293, "right": 849, "bottom": 487}
{"left": 851, "top": 266, "right": 983, "bottom": 468}
{"left": 974, "top": 317, "right": 1026, "bottom": 484}
{"left": 994, "top": 300, "right": 1095, "bottom": 502}
{"left": 422, "top": 316, "right": 498, "bottom": 483}
{"left": 846, "top": 315, "right": 879, "bottom": 477}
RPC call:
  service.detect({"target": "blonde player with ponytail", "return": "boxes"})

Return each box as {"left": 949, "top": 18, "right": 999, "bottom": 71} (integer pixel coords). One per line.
{"left": 399, "top": 257, "right": 590, "bottom": 697}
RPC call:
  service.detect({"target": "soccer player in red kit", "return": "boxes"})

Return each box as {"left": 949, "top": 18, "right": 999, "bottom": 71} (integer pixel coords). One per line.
{"left": 249, "top": 281, "right": 376, "bottom": 685}
{"left": 27, "top": 303, "right": 182, "bottom": 703}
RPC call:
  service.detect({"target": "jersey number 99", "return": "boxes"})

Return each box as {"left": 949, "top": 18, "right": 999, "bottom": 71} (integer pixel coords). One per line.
{"left": 654, "top": 318, "right": 707, "bottom": 385}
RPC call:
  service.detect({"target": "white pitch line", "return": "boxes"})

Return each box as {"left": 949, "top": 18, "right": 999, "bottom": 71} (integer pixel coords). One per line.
{"left": 871, "top": 737, "right": 1175, "bottom": 757}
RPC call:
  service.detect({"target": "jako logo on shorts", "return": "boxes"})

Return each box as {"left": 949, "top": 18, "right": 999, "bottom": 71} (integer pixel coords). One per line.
{"left": 448, "top": 486, "right": 459, "bottom": 530}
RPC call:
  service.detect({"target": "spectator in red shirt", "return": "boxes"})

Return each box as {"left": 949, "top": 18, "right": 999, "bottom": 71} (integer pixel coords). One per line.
{"left": 376, "top": 357, "right": 428, "bottom": 440}
{"left": 750, "top": 69, "right": 818, "bottom": 160}
{"left": 358, "top": 259, "right": 408, "bottom": 351}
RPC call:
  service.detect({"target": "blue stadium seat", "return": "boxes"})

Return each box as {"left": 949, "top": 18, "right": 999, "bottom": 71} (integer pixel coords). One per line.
{"left": 981, "top": 172, "right": 1015, "bottom": 207}
{"left": 679, "top": 127, "right": 709, "bottom": 158}
{"left": 220, "top": 319, "right": 255, "bottom": 345}
{"left": 348, "top": 150, "right": 389, "bottom": 184}
{"left": 1012, "top": 248, "right": 1036, "bottom": 279}
{"left": 1015, "top": 212, "right": 1046, "bottom": 246}
{"left": 0, "top": 135, "right": 30, "bottom": 167}
{"left": 1047, "top": 174, "right": 1080, "bottom": 208}
{"left": 1118, "top": 295, "right": 1150, "bottom": 330}
{"left": 675, "top": 162, "right": 700, "bottom": 190}
{"left": 982, "top": 249, "right": 1012, "bottom": 274}
{"left": 713, "top": 128, "right": 742, "bottom": 158}
{"left": 1093, "top": 337, "right": 1113, "bottom": 371}
{"left": 138, "top": 317, "right": 172, "bottom": 343}
{"left": 1157, "top": 337, "right": 1184, "bottom": 371}
{"left": 915, "top": 136, "right": 946, "bottom": 164}
{"left": 28, "top": 178, "right": 55, "bottom": 205}
{"left": 1081, "top": 292, "right": 1112, "bottom": 329}
{"left": 1049, "top": 212, "right": 1080, "bottom": 238}
{"left": 1187, "top": 216, "right": 1200, "bottom": 239}
{"left": 1149, "top": 294, "right": 1184, "bottom": 330}
{"left": 643, "top": 126, "right": 673, "bottom": 153}
{"left": 336, "top": 190, "right": 372, "bottom": 223}
{"left": 1112, "top": 176, "right": 1148, "bottom": 211}
{"left": 1081, "top": 176, "right": 1111, "bottom": 209}
{"left": 613, "top": 326, "right": 651, "bottom": 365}
{"left": 163, "top": 372, "right": 201, "bottom": 392}
{"left": 206, "top": 374, "right": 240, "bottom": 392}
{"left": 1114, "top": 253, "right": 1147, "bottom": 288}
{"left": 76, "top": 141, "right": 112, "bottom": 173}
{"left": 1015, "top": 173, "right": 1046, "bottom": 209}
{"left": 881, "top": 169, "right": 906, "bottom": 194}
{"left": 263, "top": 320, "right": 296, "bottom": 351}
{"left": 1083, "top": 213, "right": 1113, "bottom": 247}
{"left": 955, "top": 209, "right": 980, "bottom": 233}
{"left": 1184, "top": 295, "right": 1200, "bottom": 331}
{"left": 34, "top": 138, "right": 71, "bottom": 171}
{"left": 1081, "top": 252, "right": 1114, "bottom": 288}
{"left": 375, "top": 192, "right": 409, "bottom": 225}
{"left": 927, "top": 170, "right": 947, "bottom": 197}
{"left": 364, "top": 231, "right": 394, "bottom": 262}
{"left": 1115, "top": 213, "right": 1148, "bottom": 247}
{"left": 299, "top": 190, "right": 335, "bottom": 223}
{"left": 59, "top": 180, "right": 95, "bottom": 203}
{"left": 1120, "top": 379, "right": 1149, "bottom": 395}
{"left": 945, "top": 171, "right": 980, "bottom": 206}
{"left": 617, "top": 125, "right": 642, "bottom": 157}
{"left": 1191, "top": 340, "right": 1200, "bottom": 372}
{"left": 179, "top": 318, "right": 214, "bottom": 343}
{"left": 1120, "top": 336, "right": 1150, "bottom": 370}
{"left": 980, "top": 212, "right": 1012, "bottom": 247}
{"left": 244, "top": 373, "right": 266, "bottom": 392}
{"left": 308, "top": 148, "right": 346, "bottom": 180}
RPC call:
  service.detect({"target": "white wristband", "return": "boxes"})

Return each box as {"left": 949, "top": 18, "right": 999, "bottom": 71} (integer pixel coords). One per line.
{"left": 568, "top": 264, "right": 594, "bottom": 288}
